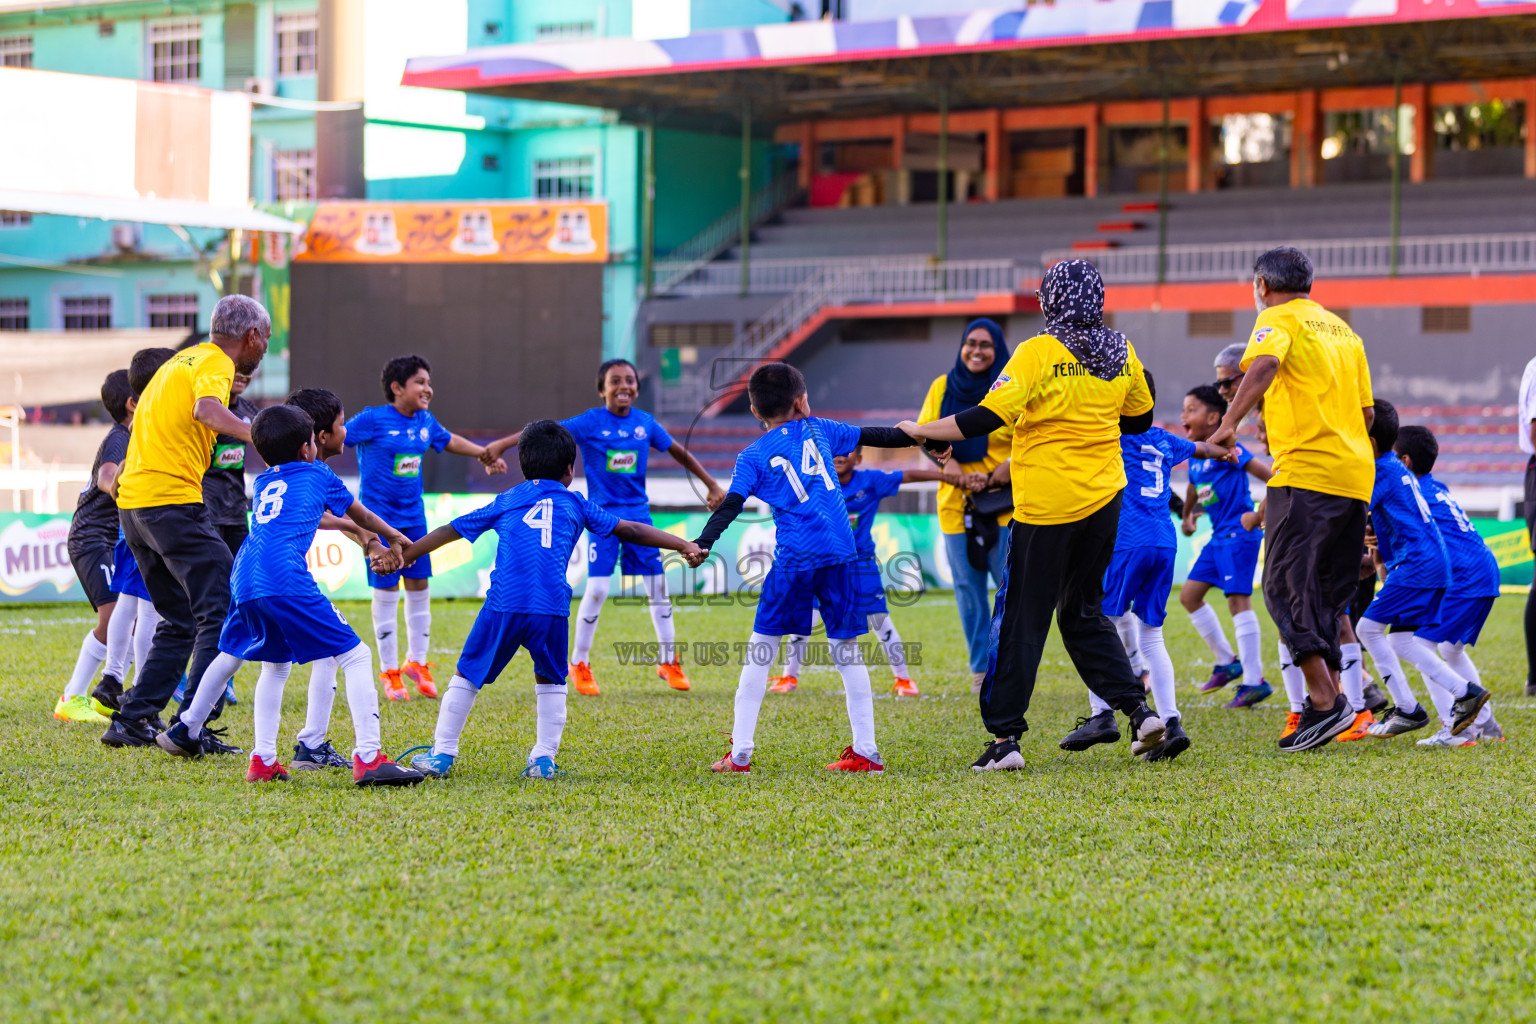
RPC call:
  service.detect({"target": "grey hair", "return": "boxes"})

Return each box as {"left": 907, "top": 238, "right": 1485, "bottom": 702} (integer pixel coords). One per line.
{"left": 1214, "top": 343, "right": 1247, "bottom": 373}
{"left": 210, "top": 294, "right": 271, "bottom": 340}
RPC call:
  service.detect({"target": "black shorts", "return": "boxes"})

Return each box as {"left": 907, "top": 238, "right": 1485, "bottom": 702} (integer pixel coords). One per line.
{"left": 68, "top": 541, "right": 117, "bottom": 610}
{"left": 1262, "top": 485, "right": 1367, "bottom": 671}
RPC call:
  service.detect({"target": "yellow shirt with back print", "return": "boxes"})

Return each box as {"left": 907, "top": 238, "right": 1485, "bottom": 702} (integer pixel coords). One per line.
{"left": 1240, "top": 298, "right": 1374, "bottom": 503}
{"left": 979, "top": 334, "right": 1154, "bottom": 526}
{"left": 116, "top": 343, "right": 236, "bottom": 509}
{"left": 916, "top": 374, "right": 1013, "bottom": 535}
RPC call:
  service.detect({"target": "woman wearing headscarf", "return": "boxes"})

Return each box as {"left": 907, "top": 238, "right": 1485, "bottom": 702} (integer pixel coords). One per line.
{"left": 916, "top": 318, "right": 1013, "bottom": 693}
{"left": 900, "top": 260, "right": 1164, "bottom": 771}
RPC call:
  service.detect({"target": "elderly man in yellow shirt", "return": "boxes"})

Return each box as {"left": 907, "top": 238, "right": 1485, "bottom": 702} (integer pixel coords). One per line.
{"left": 1209, "top": 246, "right": 1375, "bottom": 753}
{"left": 901, "top": 259, "right": 1167, "bottom": 770}
{"left": 101, "top": 295, "right": 271, "bottom": 749}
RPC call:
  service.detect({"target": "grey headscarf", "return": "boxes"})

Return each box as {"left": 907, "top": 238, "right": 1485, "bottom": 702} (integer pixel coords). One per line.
{"left": 1039, "top": 259, "right": 1127, "bottom": 382}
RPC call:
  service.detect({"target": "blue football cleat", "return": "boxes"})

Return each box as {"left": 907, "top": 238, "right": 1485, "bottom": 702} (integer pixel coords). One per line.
{"left": 1200, "top": 659, "right": 1243, "bottom": 693}
{"left": 172, "top": 673, "right": 188, "bottom": 703}
{"left": 406, "top": 747, "right": 455, "bottom": 778}
{"left": 520, "top": 756, "right": 564, "bottom": 779}
{"left": 1225, "top": 680, "right": 1273, "bottom": 708}
{"left": 224, "top": 678, "right": 238, "bottom": 705}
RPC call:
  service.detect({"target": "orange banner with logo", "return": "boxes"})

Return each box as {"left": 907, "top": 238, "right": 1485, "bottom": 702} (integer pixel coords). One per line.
{"left": 294, "top": 200, "right": 607, "bottom": 263}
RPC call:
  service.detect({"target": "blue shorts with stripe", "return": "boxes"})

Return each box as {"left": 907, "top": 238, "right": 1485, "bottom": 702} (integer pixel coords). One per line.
{"left": 455, "top": 609, "right": 568, "bottom": 687}
{"left": 109, "top": 536, "right": 150, "bottom": 601}
{"left": 587, "top": 504, "right": 664, "bottom": 577}
{"left": 1416, "top": 594, "right": 1495, "bottom": 646}
{"left": 1186, "top": 529, "right": 1261, "bottom": 596}
{"left": 1102, "top": 546, "right": 1176, "bottom": 627}
{"left": 219, "top": 592, "right": 361, "bottom": 665}
{"left": 1361, "top": 583, "right": 1445, "bottom": 630}
{"left": 755, "top": 561, "right": 866, "bottom": 639}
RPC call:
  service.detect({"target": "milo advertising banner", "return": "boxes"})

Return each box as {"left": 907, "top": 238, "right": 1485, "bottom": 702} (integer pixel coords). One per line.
{"left": 3, "top": 501, "right": 1534, "bottom": 604}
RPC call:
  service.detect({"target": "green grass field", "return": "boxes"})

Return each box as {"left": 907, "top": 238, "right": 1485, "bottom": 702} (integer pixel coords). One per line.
{"left": 4, "top": 593, "right": 1534, "bottom": 1022}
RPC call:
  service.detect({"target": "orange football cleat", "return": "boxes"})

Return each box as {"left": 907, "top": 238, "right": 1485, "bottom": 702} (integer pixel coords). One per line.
{"left": 1334, "top": 709, "right": 1375, "bottom": 743}
{"left": 712, "top": 751, "right": 750, "bottom": 773}
{"left": 1280, "top": 710, "right": 1301, "bottom": 739}
{"left": 380, "top": 669, "right": 409, "bottom": 702}
{"left": 402, "top": 661, "right": 438, "bottom": 699}
{"left": 657, "top": 661, "right": 691, "bottom": 691}
{"left": 571, "top": 662, "right": 599, "bottom": 696}
{"left": 891, "top": 677, "right": 919, "bottom": 697}
{"left": 826, "top": 746, "right": 884, "bottom": 772}
{"left": 767, "top": 675, "right": 798, "bottom": 694}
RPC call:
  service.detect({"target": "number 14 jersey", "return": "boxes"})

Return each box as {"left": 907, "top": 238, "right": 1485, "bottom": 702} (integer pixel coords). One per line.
{"left": 726, "top": 417, "right": 862, "bottom": 570}
{"left": 1115, "top": 427, "right": 1197, "bottom": 552}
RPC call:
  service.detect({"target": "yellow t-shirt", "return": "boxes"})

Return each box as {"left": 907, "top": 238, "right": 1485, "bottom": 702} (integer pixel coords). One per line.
{"left": 116, "top": 343, "right": 236, "bottom": 509}
{"left": 1240, "top": 298, "right": 1374, "bottom": 503}
{"left": 979, "top": 334, "right": 1154, "bottom": 526}
{"left": 917, "top": 374, "right": 1012, "bottom": 535}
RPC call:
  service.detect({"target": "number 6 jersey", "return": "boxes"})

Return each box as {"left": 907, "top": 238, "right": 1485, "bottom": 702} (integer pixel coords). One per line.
{"left": 726, "top": 417, "right": 862, "bottom": 570}
{"left": 450, "top": 479, "right": 620, "bottom": 615}
{"left": 232, "top": 461, "right": 356, "bottom": 605}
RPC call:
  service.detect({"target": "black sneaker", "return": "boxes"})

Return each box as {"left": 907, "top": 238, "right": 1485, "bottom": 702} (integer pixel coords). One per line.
{"left": 354, "top": 758, "right": 426, "bottom": 787}
{"left": 198, "top": 725, "right": 244, "bottom": 756}
{"left": 1365, "top": 703, "right": 1430, "bottom": 737}
{"left": 1059, "top": 711, "right": 1119, "bottom": 751}
{"left": 100, "top": 715, "right": 157, "bottom": 748}
{"left": 1278, "top": 694, "right": 1354, "bottom": 752}
{"left": 91, "top": 674, "right": 123, "bottom": 714}
{"left": 1450, "top": 683, "right": 1492, "bottom": 736}
{"left": 292, "top": 740, "right": 350, "bottom": 771}
{"left": 1526, "top": 681, "right": 1536, "bottom": 697}
{"left": 1147, "top": 716, "right": 1189, "bottom": 762}
{"left": 1361, "top": 681, "right": 1389, "bottom": 714}
{"left": 971, "top": 738, "right": 1026, "bottom": 771}
{"left": 1127, "top": 704, "right": 1166, "bottom": 758}
{"left": 155, "top": 720, "right": 203, "bottom": 758}
{"left": 148, "top": 713, "right": 168, "bottom": 734}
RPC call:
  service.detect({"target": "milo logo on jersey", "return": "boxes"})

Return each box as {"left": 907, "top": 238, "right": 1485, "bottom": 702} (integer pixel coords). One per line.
{"left": 212, "top": 443, "right": 245, "bottom": 470}
{"left": 605, "top": 450, "right": 638, "bottom": 473}
{"left": 393, "top": 453, "right": 423, "bottom": 477}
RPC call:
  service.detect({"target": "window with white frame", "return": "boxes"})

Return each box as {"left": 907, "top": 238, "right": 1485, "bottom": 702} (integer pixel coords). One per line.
{"left": 533, "top": 156, "right": 596, "bottom": 199}
{"left": 273, "top": 149, "right": 317, "bottom": 201}
{"left": 146, "top": 294, "right": 200, "bottom": 330}
{"left": 149, "top": 20, "right": 202, "bottom": 82}
{"left": 62, "top": 296, "right": 112, "bottom": 331}
{"left": 0, "top": 210, "right": 31, "bottom": 228}
{"left": 535, "top": 21, "right": 596, "bottom": 42}
{"left": 0, "top": 35, "right": 32, "bottom": 68}
{"left": 275, "top": 11, "right": 317, "bottom": 75}
{"left": 0, "top": 298, "right": 28, "bottom": 331}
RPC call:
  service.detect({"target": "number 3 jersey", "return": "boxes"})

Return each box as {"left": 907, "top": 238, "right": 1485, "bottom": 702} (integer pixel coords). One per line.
{"left": 232, "top": 461, "right": 356, "bottom": 605}
{"left": 727, "top": 417, "right": 862, "bottom": 570}
{"left": 1370, "top": 453, "right": 1452, "bottom": 590}
{"left": 1114, "top": 427, "right": 1197, "bottom": 552}
{"left": 451, "top": 478, "right": 620, "bottom": 615}
{"left": 344, "top": 405, "right": 453, "bottom": 527}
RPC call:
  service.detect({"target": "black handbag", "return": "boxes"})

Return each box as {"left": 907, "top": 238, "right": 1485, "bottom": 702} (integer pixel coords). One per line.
{"left": 963, "top": 486, "right": 1012, "bottom": 571}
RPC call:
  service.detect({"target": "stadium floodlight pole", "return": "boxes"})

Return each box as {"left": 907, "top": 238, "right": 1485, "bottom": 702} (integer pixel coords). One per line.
{"left": 937, "top": 80, "right": 949, "bottom": 263}
{"left": 642, "top": 117, "right": 656, "bottom": 299}
{"left": 1389, "top": 55, "right": 1404, "bottom": 277}
{"left": 740, "top": 96, "right": 752, "bottom": 299}
{"left": 1156, "top": 81, "right": 1170, "bottom": 286}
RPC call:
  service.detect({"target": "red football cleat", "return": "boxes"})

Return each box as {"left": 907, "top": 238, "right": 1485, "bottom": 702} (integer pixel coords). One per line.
{"left": 826, "top": 746, "right": 884, "bottom": 772}
{"left": 712, "top": 751, "right": 750, "bottom": 773}
{"left": 246, "top": 754, "right": 290, "bottom": 783}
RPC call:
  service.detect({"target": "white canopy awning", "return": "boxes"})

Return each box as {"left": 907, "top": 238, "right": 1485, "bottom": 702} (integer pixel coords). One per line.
{"left": 0, "top": 188, "right": 304, "bottom": 234}
{"left": 0, "top": 329, "right": 189, "bottom": 407}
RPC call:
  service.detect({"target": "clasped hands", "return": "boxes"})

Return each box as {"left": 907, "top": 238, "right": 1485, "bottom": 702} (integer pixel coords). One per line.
{"left": 366, "top": 538, "right": 410, "bottom": 575}
{"left": 896, "top": 420, "right": 991, "bottom": 493}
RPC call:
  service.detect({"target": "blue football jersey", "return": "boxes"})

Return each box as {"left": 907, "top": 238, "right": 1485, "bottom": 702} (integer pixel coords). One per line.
{"left": 1421, "top": 473, "right": 1500, "bottom": 598}
{"left": 1188, "top": 443, "right": 1257, "bottom": 534}
{"left": 1370, "top": 454, "right": 1452, "bottom": 590}
{"left": 841, "top": 468, "right": 903, "bottom": 558}
{"left": 561, "top": 406, "right": 674, "bottom": 508}
{"left": 1115, "top": 427, "right": 1197, "bottom": 551}
{"left": 727, "top": 417, "right": 862, "bottom": 570}
{"left": 343, "top": 405, "right": 452, "bottom": 526}
{"left": 232, "top": 461, "right": 355, "bottom": 605}
{"left": 452, "top": 478, "right": 620, "bottom": 616}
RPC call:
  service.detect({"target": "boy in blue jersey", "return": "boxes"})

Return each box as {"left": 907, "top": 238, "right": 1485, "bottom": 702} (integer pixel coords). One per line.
{"left": 1176, "top": 384, "right": 1276, "bottom": 709}
{"left": 690, "top": 363, "right": 930, "bottom": 773}
{"left": 1063, "top": 372, "right": 1230, "bottom": 761}
{"left": 158, "top": 405, "right": 425, "bottom": 787}
{"left": 1356, "top": 401, "right": 1491, "bottom": 742}
{"left": 401, "top": 420, "right": 702, "bottom": 780}
{"left": 769, "top": 447, "right": 950, "bottom": 696}
{"left": 346, "top": 354, "right": 506, "bottom": 703}
{"left": 481, "top": 358, "right": 725, "bottom": 697}
{"left": 1394, "top": 425, "right": 1504, "bottom": 744}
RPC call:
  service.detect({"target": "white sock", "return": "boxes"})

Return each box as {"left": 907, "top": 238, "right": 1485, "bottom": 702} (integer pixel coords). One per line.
{"left": 1189, "top": 603, "right": 1234, "bottom": 663}
{"left": 1139, "top": 619, "right": 1178, "bottom": 721}
{"left": 642, "top": 574, "right": 678, "bottom": 664}
{"left": 433, "top": 675, "right": 479, "bottom": 756}
{"left": 371, "top": 588, "right": 401, "bottom": 671}
{"left": 1340, "top": 641, "right": 1365, "bottom": 714}
{"left": 132, "top": 601, "right": 161, "bottom": 683}
{"left": 731, "top": 632, "right": 777, "bottom": 765}
{"left": 1232, "top": 609, "right": 1263, "bottom": 680}
{"left": 1438, "top": 642, "right": 1482, "bottom": 687}
{"left": 1426, "top": 670, "right": 1455, "bottom": 727}
{"left": 530, "top": 682, "right": 568, "bottom": 762}
{"left": 782, "top": 634, "right": 806, "bottom": 678}
{"left": 63, "top": 630, "right": 108, "bottom": 699}
{"left": 831, "top": 637, "right": 880, "bottom": 762}
{"left": 403, "top": 587, "right": 431, "bottom": 666}
{"left": 1113, "top": 613, "right": 1145, "bottom": 675}
{"left": 295, "top": 657, "right": 338, "bottom": 748}
{"left": 1277, "top": 641, "right": 1306, "bottom": 713}
{"left": 1395, "top": 632, "right": 1470, "bottom": 700}
{"left": 251, "top": 661, "right": 293, "bottom": 763}
{"left": 868, "top": 613, "right": 910, "bottom": 680}
{"left": 1359, "top": 618, "right": 1419, "bottom": 714}
{"left": 1088, "top": 690, "right": 1114, "bottom": 715}
{"left": 336, "top": 643, "right": 380, "bottom": 761}
{"left": 572, "top": 576, "right": 609, "bottom": 664}
{"left": 104, "top": 594, "right": 137, "bottom": 681}
{"left": 182, "top": 651, "right": 246, "bottom": 737}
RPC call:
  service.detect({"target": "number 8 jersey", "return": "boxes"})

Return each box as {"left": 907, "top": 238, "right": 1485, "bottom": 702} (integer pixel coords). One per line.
{"left": 726, "top": 417, "right": 862, "bottom": 570}
{"left": 232, "top": 461, "right": 357, "bottom": 605}
{"left": 450, "top": 478, "right": 620, "bottom": 615}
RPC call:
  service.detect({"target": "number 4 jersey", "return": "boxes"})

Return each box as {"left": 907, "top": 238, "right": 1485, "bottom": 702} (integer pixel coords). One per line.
{"left": 727, "top": 417, "right": 862, "bottom": 570}
{"left": 451, "top": 478, "right": 620, "bottom": 616}
{"left": 344, "top": 405, "right": 453, "bottom": 527}
{"left": 1114, "top": 427, "right": 1197, "bottom": 551}
{"left": 232, "top": 461, "right": 356, "bottom": 605}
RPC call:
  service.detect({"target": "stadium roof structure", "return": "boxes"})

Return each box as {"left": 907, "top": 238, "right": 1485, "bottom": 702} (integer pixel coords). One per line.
{"left": 402, "top": 0, "right": 1536, "bottom": 129}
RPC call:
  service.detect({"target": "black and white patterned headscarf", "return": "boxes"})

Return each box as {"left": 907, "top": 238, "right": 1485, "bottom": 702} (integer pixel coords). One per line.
{"left": 1039, "top": 259, "right": 1128, "bottom": 382}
